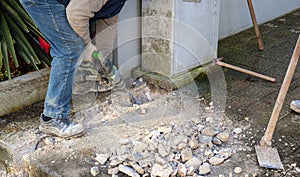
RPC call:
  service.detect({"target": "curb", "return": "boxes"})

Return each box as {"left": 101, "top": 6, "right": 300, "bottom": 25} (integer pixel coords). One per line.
{"left": 0, "top": 68, "right": 50, "bottom": 117}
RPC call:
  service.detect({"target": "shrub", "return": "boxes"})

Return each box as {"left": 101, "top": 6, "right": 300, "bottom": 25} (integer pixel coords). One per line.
{"left": 0, "top": 0, "right": 52, "bottom": 80}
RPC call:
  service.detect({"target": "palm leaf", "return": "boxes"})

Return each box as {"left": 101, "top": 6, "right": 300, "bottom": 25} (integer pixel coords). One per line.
{"left": 14, "top": 35, "right": 39, "bottom": 70}
{"left": 0, "top": 42, "right": 3, "bottom": 69}
{"left": 1, "top": 41, "right": 11, "bottom": 80}
{"left": 0, "top": 12, "right": 18, "bottom": 68}
{"left": 0, "top": 0, "right": 53, "bottom": 80}
{"left": 0, "top": 0, "right": 29, "bottom": 33}
{"left": 6, "top": 14, "right": 41, "bottom": 65}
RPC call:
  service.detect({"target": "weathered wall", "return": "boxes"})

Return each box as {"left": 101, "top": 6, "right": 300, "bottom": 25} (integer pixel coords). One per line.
{"left": 141, "top": 0, "right": 175, "bottom": 76}
{"left": 141, "top": 0, "right": 220, "bottom": 76}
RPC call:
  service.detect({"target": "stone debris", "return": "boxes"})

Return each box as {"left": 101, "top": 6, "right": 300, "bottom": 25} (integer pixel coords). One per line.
{"left": 216, "top": 132, "right": 230, "bottom": 143}
{"left": 198, "top": 163, "right": 211, "bottom": 175}
{"left": 208, "top": 156, "right": 225, "bottom": 165}
{"left": 185, "top": 157, "right": 202, "bottom": 173}
{"left": 177, "top": 163, "right": 187, "bottom": 176}
{"left": 233, "top": 128, "right": 243, "bottom": 135}
{"left": 151, "top": 163, "right": 173, "bottom": 177}
{"left": 88, "top": 117, "right": 242, "bottom": 176}
{"left": 95, "top": 153, "right": 110, "bottom": 165}
{"left": 118, "top": 164, "right": 140, "bottom": 177}
{"left": 181, "top": 148, "right": 193, "bottom": 162}
{"left": 129, "top": 161, "right": 145, "bottom": 174}
{"left": 234, "top": 166, "right": 242, "bottom": 174}
{"left": 90, "top": 166, "right": 100, "bottom": 176}
{"left": 0, "top": 170, "right": 7, "bottom": 177}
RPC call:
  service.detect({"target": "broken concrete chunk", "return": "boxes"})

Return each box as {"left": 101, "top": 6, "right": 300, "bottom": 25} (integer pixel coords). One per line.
{"left": 151, "top": 163, "right": 173, "bottom": 177}
{"left": 118, "top": 164, "right": 140, "bottom": 177}
{"left": 129, "top": 161, "right": 145, "bottom": 174}
{"left": 208, "top": 156, "right": 225, "bottom": 165}
{"left": 185, "top": 157, "right": 202, "bottom": 170}
{"left": 133, "top": 141, "right": 148, "bottom": 153}
{"left": 178, "top": 143, "right": 187, "bottom": 150}
{"left": 158, "top": 144, "right": 170, "bottom": 157}
{"left": 212, "top": 137, "right": 223, "bottom": 146}
{"left": 188, "top": 138, "right": 199, "bottom": 149}
{"left": 234, "top": 166, "right": 242, "bottom": 174}
{"left": 110, "top": 157, "right": 124, "bottom": 167}
{"left": 218, "top": 148, "right": 232, "bottom": 159}
{"left": 177, "top": 163, "right": 187, "bottom": 177}
{"left": 216, "top": 132, "right": 230, "bottom": 143}
{"left": 108, "top": 167, "right": 119, "bottom": 175}
{"left": 95, "top": 153, "right": 110, "bottom": 165}
{"left": 181, "top": 148, "right": 193, "bottom": 162}
{"left": 201, "top": 127, "right": 218, "bottom": 137}
{"left": 118, "top": 138, "right": 131, "bottom": 145}
{"left": 90, "top": 166, "right": 100, "bottom": 176}
{"left": 198, "top": 163, "right": 211, "bottom": 175}
{"left": 156, "top": 156, "right": 167, "bottom": 166}
{"left": 233, "top": 128, "right": 242, "bottom": 134}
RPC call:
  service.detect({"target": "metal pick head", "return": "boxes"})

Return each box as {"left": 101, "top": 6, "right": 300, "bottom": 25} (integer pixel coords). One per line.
{"left": 255, "top": 145, "right": 284, "bottom": 170}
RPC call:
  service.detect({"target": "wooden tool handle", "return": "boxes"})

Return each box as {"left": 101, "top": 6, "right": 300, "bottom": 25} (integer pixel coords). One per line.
{"left": 261, "top": 35, "right": 300, "bottom": 146}
{"left": 247, "top": 0, "right": 264, "bottom": 51}
{"left": 216, "top": 60, "right": 276, "bottom": 82}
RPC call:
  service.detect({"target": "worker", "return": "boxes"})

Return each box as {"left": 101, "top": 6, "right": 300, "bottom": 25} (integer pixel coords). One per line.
{"left": 19, "top": 0, "right": 126, "bottom": 138}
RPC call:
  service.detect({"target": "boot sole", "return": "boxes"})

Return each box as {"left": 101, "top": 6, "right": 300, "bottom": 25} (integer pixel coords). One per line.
{"left": 39, "top": 125, "right": 85, "bottom": 138}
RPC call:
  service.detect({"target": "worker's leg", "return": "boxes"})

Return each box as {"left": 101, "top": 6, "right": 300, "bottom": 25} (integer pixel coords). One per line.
{"left": 20, "top": 0, "right": 84, "bottom": 119}
{"left": 19, "top": 0, "right": 84, "bottom": 137}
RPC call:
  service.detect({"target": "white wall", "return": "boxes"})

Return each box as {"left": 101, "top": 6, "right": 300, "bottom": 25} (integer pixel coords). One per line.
{"left": 173, "top": 0, "right": 220, "bottom": 73}
{"left": 117, "top": 0, "right": 141, "bottom": 79}
{"left": 219, "top": 0, "right": 300, "bottom": 39}
{"left": 117, "top": 0, "right": 300, "bottom": 77}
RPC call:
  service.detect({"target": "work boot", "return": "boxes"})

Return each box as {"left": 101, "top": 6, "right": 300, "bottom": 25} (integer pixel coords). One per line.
{"left": 39, "top": 114, "right": 84, "bottom": 138}
{"left": 290, "top": 100, "right": 300, "bottom": 113}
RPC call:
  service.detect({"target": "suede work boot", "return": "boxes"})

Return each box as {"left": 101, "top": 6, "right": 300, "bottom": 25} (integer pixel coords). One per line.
{"left": 39, "top": 114, "right": 84, "bottom": 138}
{"left": 290, "top": 100, "right": 300, "bottom": 113}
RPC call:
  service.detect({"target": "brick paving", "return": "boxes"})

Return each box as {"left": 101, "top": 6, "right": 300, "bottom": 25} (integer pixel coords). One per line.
{"left": 216, "top": 8, "right": 300, "bottom": 176}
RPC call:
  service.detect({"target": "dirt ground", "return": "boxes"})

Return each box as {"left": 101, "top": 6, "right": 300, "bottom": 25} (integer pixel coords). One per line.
{"left": 0, "top": 79, "right": 298, "bottom": 177}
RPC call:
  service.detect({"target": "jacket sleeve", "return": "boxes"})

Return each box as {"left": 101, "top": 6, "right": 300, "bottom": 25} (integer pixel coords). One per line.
{"left": 66, "top": 0, "right": 106, "bottom": 45}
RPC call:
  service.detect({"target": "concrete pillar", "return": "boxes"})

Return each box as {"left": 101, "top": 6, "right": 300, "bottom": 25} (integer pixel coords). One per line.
{"left": 141, "top": 0, "right": 220, "bottom": 78}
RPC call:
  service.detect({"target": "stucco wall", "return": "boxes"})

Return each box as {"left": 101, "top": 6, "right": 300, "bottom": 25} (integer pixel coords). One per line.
{"left": 117, "top": 0, "right": 141, "bottom": 79}
{"left": 219, "top": 0, "right": 300, "bottom": 39}
{"left": 117, "top": 0, "right": 300, "bottom": 77}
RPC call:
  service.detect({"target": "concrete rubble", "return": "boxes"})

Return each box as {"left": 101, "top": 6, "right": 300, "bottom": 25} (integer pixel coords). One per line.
{"left": 83, "top": 104, "right": 247, "bottom": 177}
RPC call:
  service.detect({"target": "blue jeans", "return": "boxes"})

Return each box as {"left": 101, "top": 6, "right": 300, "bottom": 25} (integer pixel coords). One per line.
{"left": 20, "top": 0, "right": 84, "bottom": 119}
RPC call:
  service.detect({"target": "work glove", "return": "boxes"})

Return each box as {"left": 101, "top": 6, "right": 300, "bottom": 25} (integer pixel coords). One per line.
{"left": 78, "top": 42, "right": 97, "bottom": 67}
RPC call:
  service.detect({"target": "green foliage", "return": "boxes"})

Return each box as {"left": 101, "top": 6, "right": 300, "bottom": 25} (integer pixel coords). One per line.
{"left": 0, "top": 0, "right": 52, "bottom": 80}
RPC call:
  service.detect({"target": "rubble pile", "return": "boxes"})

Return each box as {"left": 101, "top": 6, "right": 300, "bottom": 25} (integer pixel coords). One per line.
{"left": 90, "top": 117, "right": 238, "bottom": 177}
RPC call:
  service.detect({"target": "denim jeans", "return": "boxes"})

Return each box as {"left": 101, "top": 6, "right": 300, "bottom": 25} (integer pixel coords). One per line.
{"left": 20, "top": 0, "right": 84, "bottom": 119}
